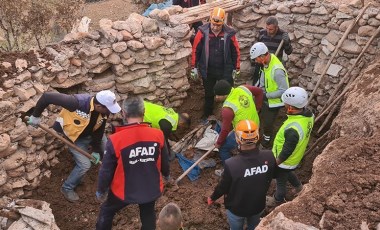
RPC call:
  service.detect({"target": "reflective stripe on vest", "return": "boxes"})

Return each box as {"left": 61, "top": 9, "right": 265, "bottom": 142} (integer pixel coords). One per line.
{"left": 272, "top": 114, "right": 314, "bottom": 169}
{"left": 263, "top": 54, "right": 289, "bottom": 108}
{"left": 143, "top": 101, "right": 179, "bottom": 131}
{"left": 223, "top": 86, "right": 260, "bottom": 127}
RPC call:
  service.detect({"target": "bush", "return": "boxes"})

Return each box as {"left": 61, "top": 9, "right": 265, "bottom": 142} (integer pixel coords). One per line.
{"left": 0, "top": 0, "right": 85, "bottom": 51}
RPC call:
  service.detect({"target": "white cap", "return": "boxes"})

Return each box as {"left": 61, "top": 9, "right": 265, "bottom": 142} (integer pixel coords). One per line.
{"left": 281, "top": 87, "right": 308, "bottom": 108}
{"left": 96, "top": 90, "right": 121, "bottom": 113}
{"left": 250, "top": 42, "right": 269, "bottom": 59}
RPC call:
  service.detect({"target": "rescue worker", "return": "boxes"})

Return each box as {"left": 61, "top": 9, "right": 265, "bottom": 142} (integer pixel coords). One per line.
{"left": 250, "top": 42, "right": 289, "bottom": 149}
{"left": 143, "top": 101, "right": 191, "bottom": 158}
{"left": 213, "top": 80, "right": 263, "bottom": 176}
{"left": 191, "top": 7, "right": 241, "bottom": 120}
{"left": 27, "top": 90, "right": 121, "bottom": 202}
{"left": 271, "top": 87, "right": 314, "bottom": 205}
{"left": 208, "top": 120, "right": 277, "bottom": 230}
{"left": 157, "top": 202, "right": 183, "bottom": 230}
{"left": 95, "top": 96, "right": 170, "bottom": 230}
{"left": 252, "top": 16, "right": 293, "bottom": 86}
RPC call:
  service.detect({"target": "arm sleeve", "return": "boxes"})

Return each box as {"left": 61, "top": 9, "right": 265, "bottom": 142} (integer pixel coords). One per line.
{"left": 191, "top": 31, "right": 204, "bottom": 68}
{"left": 158, "top": 119, "right": 173, "bottom": 138}
{"left": 244, "top": 85, "right": 264, "bottom": 111}
{"left": 216, "top": 108, "right": 234, "bottom": 146}
{"left": 265, "top": 69, "right": 288, "bottom": 99}
{"left": 90, "top": 120, "right": 106, "bottom": 153}
{"left": 97, "top": 140, "right": 117, "bottom": 193}
{"left": 172, "top": 0, "right": 181, "bottom": 5}
{"left": 210, "top": 165, "right": 232, "bottom": 201}
{"left": 230, "top": 35, "right": 240, "bottom": 70}
{"left": 160, "top": 140, "right": 170, "bottom": 178}
{"left": 278, "top": 128, "right": 299, "bottom": 162}
{"left": 283, "top": 32, "right": 293, "bottom": 55}
{"left": 32, "top": 92, "right": 79, "bottom": 117}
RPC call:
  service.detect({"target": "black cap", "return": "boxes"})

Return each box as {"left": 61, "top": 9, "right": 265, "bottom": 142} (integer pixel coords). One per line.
{"left": 214, "top": 80, "right": 232, "bottom": 95}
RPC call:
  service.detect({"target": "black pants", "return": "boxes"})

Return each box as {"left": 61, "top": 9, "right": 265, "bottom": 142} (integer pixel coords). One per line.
{"left": 96, "top": 191, "right": 156, "bottom": 230}
{"left": 202, "top": 72, "right": 233, "bottom": 118}
{"left": 252, "top": 62, "right": 263, "bottom": 86}
{"left": 260, "top": 102, "right": 282, "bottom": 147}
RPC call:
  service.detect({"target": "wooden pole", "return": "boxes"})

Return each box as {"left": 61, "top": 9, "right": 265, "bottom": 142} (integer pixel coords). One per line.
{"left": 25, "top": 117, "right": 101, "bottom": 164}
{"left": 320, "top": 25, "right": 380, "bottom": 111}
{"left": 317, "top": 104, "right": 338, "bottom": 133}
{"left": 307, "top": 3, "right": 372, "bottom": 106}
{"left": 175, "top": 147, "right": 215, "bottom": 185}
{"left": 274, "top": 40, "right": 284, "bottom": 57}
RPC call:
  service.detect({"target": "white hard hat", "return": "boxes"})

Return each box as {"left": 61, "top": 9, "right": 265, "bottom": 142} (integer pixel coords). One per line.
{"left": 281, "top": 87, "right": 308, "bottom": 108}
{"left": 250, "top": 42, "right": 268, "bottom": 60}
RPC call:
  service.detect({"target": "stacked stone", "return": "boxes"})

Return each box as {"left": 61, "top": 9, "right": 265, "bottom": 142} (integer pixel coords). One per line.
{"left": 233, "top": 0, "right": 380, "bottom": 111}
{"left": 0, "top": 7, "right": 193, "bottom": 198}
{"left": 0, "top": 57, "right": 64, "bottom": 199}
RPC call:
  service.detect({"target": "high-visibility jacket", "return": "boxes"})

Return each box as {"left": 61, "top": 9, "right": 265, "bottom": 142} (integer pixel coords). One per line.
{"left": 263, "top": 54, "right": 289, "bottom": 108}
{"left": 55, "top": 95, "right": 106, "bottom": 142}
{"left": 143, "top": 101, "right": 179, "bottom": 131}
{"left": 272, "top": 114, "right": 314, "bottom": 169}
{"left": 223, "top": 86, "right": 260, "bottom": 127}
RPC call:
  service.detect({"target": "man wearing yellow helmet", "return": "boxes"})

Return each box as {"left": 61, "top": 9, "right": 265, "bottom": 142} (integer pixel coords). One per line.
{"left": 191, "top": 7, "right": 241, "bottom": 120}
{"left": 207, "top": 120, "right": 277, "bottom": 230}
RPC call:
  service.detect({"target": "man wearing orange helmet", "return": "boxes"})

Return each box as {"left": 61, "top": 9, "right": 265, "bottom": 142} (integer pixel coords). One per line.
{"left": 191, "top": 7, "right": 241, "bottom": 120}
{"left": 207, "top": 120, "right": 277, "bottom": 230}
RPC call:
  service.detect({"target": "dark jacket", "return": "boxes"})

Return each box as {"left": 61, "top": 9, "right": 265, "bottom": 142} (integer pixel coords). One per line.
{"left": 258, "top": 28, "right": 292, "bottom": 61}
{"left": 192, "top": 23, "right": 240, "bottom": 79}
{"left": 173, "top": 0, "right": 201, "bottom": 8}
{"left": 97, "top": 123, "right": 170, "bottom": 204}
{"left": 210, "top": 148, "right": 276, "bottom": 217}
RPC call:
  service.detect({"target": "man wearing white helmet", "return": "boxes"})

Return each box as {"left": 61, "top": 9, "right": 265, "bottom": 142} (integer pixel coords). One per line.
{"left": 250, "top": 42, "right": 289, "bottom": 149}
{"left": 271, "top": 86, "right": 314, "bottom": 205}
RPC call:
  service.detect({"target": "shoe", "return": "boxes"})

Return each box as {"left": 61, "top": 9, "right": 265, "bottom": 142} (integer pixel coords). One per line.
{"left": 169, "top": 149, "right": 176, "bottom": 161}
{"left": 61, "top": 187, "right": 79, "bottom": 202}
{"left": 214, "top": 169, "right": 224, "bottom": 177}
{"left": 294, "top": 184, "right": 304, "bottom": 195}
{"left": 266, "top": 195, "right": 286, "bottom": 207}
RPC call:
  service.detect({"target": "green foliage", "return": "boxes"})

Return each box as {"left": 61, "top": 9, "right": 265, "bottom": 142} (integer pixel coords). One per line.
{"left": 0, "top": 0, "right": 85, "bottom": 51}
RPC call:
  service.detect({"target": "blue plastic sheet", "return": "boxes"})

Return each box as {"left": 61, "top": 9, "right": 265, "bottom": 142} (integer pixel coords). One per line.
{"left": 176, "top": 153, "right": 201, "bottom": 181}
{"left": 142, "top": 0, "right": 173, "bottom": 17}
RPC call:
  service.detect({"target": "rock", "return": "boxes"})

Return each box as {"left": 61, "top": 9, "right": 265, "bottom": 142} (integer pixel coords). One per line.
{"left": 327, "top": 64, "right": 343, "bottom": 77}
{"left": 107, "top": 53, "right": 121, "bottom": 65}
{"left": 324, "top": 30, "right": 342, "bottom": 45}
{"left": 0, "top": 101, "right": 16, "bottom": 120}
{"left": 0, "top": 133, "right": 11, "bottom": 152}
{"left": 291, "top": 6, "right": 311, "bottom": 14}
{"left": 15, "top": 71, "right": 32, "bottom": 84}
{"left": 141, "top": 36, "right": 166, "bottom": 50}
{"left": 116, "top": 69, "right": 147, "bottom": 84}
{"left": 15, "top": 59, "right": 28, "bottom": 72}
{"left": 2, "top": 61, "right": 12, "bottom": 69}
{"left": 358, "top": 25, "right": 377, "bottom": 37}
{"left": 168, "top": 24, "right": 190, "bottom": 38}
{"left": 341, "top": 40, "right": 362, "bottom": 54}
{"left": 165, "top": 48, "right": 192, "bottom": 61}
{"left": 0, "top": 149, "right": 27, "bottom": 170}
{"left": 142, "top": 17, "right": 158, "bottom": 33}
{"left": 0, "top": 168, "right": 7, "bottom": 186}
{"left": 112, "top": 42, "right": 128, "bottom": 53}
{"left": 126, "top": 40, "right": 145, "bottom": 51}
{"left": 89, "top": 63, "right": 111, "bottom": 74}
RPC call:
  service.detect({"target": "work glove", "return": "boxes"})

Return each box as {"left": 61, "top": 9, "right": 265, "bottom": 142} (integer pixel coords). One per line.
{"left": 207, "top": 197, "right": 214, "bottom": 206}
{"left": 282, "top": 32, "right": 290, "bottom": 46}
{"left": 91, "top": 152, "right": 100, "bottom": 165}
{"left": 96, "top": 191, "right": 108, "bottom": 203}
{"left": 27, "top": 115, "right": 41, "bottom": 128}
{"left": 232, "top": 69, "right": 240, "bottom": 81}
{"left": 190, "top": 68, "right": 198, "bottom": 81}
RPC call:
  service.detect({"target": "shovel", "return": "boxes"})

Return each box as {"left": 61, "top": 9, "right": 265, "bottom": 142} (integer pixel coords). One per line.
{"left": 25, "top": 116, "right": 102, "bottom": 165}
{"left": 175, "top": 147, "right": 216, "bottom": 186}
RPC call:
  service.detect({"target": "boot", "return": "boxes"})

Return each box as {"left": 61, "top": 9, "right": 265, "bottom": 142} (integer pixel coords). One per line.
{"left": 61, "top": 187, "right": 79, "bottom": 202}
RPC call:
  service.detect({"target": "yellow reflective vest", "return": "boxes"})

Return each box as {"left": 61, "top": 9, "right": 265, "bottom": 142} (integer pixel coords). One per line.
{"left": 223, "top": 86, "right": 260, "bottom": 128}
{"left": 272, "top": 114, "right": 314, "bottom": 169}
{"left": 143, "top": 101, "right": 179, "bottom": 131}
{"left": 263, "top": 54, "right": 289, "bottom": 108}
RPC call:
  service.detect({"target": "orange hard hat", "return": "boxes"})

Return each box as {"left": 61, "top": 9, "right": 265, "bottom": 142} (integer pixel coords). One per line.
{"left": 235, "top": 120, "right": 259, "bottom": 145}
{"left": 210, "top": 7, "right": 225, "bottom": 25}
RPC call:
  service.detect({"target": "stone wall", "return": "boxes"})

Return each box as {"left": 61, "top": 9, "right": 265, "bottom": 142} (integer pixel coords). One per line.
{"left": 0, "top": 8, "right": 192, "bottom": 198}
{"left": 234, "top": 0, "right": 380, "bottom": 111}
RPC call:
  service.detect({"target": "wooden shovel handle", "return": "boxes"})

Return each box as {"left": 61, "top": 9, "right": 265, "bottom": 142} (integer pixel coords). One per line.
{"left": 25, "top": 116, "right": 102, "bottom": 165}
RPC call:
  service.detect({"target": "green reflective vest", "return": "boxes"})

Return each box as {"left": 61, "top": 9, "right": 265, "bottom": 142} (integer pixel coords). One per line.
{"left": 272, "top": 114, "right": 314, "bottom": 169}
{"left": 223, "top": 86, "right": 260, "bottom": 128}
{"left": 143, "top": 101, "right": 179, "bottom": 131}
{"left": 263, "top": 54, "right": 289, "bottom": 108}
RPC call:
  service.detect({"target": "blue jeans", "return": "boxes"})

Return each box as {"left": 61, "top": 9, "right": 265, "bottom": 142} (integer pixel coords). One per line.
{"left": 62, "top": 135, "right": 107, "bottom": 191}
{"left": 218, "top": 132, "right": 237, "bottom": 164}
{"left": 96, "top": 191, "right": 156, "bottom": 230}
{"left": 274, "top": 168, "right": 302, "bottom": 202}
{"left": 226, "top": 209, "right": 263, "bottom": 230}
